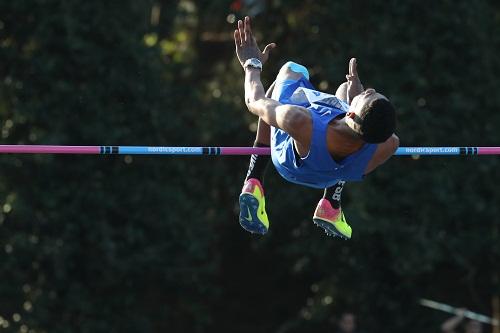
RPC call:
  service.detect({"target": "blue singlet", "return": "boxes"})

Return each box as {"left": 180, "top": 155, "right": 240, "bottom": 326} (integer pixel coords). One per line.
{"left": 270, "top": 65, "right": 377, "bottom": 189}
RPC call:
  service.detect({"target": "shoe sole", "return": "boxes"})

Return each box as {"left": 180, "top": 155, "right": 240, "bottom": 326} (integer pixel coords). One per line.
{"left": 312, "top": 217, "right": 350, "bottom": 240}
{"left": 239, "top": 193, "right": 268, "bottom": 235}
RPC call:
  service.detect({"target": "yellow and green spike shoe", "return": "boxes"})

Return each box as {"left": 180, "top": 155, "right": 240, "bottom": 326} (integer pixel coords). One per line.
{"left": 239, "top": 178, "right": 269, "bottom": 234}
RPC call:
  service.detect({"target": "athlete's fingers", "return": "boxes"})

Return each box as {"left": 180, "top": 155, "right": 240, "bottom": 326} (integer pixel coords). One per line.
{"left": 234, "top": 30, "right": 242, "bottom": 48}
{"left": 350, "top": 58, "right": 358, "bottom": 76}
{"left": 244, "top": 16, "right": 251, "bottom": 43}
{"left": 238, "top": 20, "right": 244, "bottom": 44}
{"left": 262, "top": 43, "right": 276, "bottom": 56}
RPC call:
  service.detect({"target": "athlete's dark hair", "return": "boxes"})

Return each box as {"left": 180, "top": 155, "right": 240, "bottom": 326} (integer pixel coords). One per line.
{"left": 359, "top": 98, "right": 396, "bottom": 143}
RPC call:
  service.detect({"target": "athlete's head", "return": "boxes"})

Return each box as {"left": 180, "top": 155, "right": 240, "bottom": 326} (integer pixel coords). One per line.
{"left": 345, "top": 88, "right": 396, "bottom": 143}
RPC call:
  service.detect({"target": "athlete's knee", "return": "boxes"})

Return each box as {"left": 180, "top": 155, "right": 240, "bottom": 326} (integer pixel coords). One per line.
{"left": 337, "top": 82, "right": 348, "bottom": 91}
{"left": 277, "top": 61, "right": 310, "bottom": 80}
{"left": 335, "top": 82, "right": 349, "bottom": 102}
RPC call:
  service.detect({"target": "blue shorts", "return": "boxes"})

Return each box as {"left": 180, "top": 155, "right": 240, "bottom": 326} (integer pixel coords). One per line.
{"left": 270, "top": 62, "right": 316, "bottom": 186}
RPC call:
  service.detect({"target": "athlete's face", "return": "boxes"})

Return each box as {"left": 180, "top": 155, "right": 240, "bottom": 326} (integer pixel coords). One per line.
{"left": 345, "top": 88, "right": 388, "bottom": 131}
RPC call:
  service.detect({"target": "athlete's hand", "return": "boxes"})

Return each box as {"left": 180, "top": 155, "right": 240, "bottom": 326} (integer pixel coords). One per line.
{"left": 234, "top": 16, "right": 276, "bottom": 68}
{"left": 346, "top": 58, "right": 364, "bottom": 104}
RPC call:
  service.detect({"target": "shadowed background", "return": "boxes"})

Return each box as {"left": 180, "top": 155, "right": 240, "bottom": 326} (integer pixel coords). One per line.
{"left": 1, "top": 0, "right": 499, "bottom": 332}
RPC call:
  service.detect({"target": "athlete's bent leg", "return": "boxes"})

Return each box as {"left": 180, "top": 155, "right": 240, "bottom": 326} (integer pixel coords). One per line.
{"left": 239, "top": 82, "right": 275, "bottom": 234}
{"left": 244, "top": 82, "right": 274, "bottom": 183}
{"left": 239, "top": 64, "right": 308, "bottom": 235}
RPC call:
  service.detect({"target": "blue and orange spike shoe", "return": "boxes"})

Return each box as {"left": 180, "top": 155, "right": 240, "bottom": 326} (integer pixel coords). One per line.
{"left": 312, "top": 199, "right": 352, "bottom": 239}
{"left": 239, "top": 178, "right": 269, "bottom": 234}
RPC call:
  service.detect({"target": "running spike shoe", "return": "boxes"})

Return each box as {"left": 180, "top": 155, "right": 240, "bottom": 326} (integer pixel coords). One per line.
{"left": 312, "top": 198, "right": 352, "bottom": 239}
{"left": 239, "top": 178, "right": 269, "bottom": 234}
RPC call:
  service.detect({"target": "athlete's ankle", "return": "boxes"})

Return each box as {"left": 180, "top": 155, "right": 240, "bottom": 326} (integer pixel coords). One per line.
{"left": 245, "top": 142, "right": 270, "bottom": 184}
{"left": 323, "top": 180, "right": 345, "bottom": 209}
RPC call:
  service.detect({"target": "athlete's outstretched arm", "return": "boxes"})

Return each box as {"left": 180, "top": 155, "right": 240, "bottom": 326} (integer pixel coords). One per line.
{"left": 243, "top": 68, "right": 311, "bottom": 140}
{"left": 364, "top": 134, "right": 400, "bottom": 174}
{"left": 234, "top": 17, "right": 311, "bottom": 145}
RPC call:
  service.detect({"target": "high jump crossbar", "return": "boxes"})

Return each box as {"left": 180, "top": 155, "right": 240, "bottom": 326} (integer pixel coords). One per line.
{"left": 0, "top": 145, "right": 499, "bottom": 156}
{"left": 420, "top": 298, "right": 499, "bottom": 326}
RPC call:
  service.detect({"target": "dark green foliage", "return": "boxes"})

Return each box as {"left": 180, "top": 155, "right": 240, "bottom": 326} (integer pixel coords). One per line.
{"left": 1, "top": 1, "right": 499, "bottom": 332}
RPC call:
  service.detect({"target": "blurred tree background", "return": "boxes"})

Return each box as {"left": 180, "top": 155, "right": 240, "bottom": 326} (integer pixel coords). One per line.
{"left": 1, "top": 0, "right": 499, "bottom": 332}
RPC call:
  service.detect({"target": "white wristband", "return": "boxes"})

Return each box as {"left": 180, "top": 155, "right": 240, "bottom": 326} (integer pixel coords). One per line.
{"left": 243, "top": 58, "right": 263, "bottom": 71}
